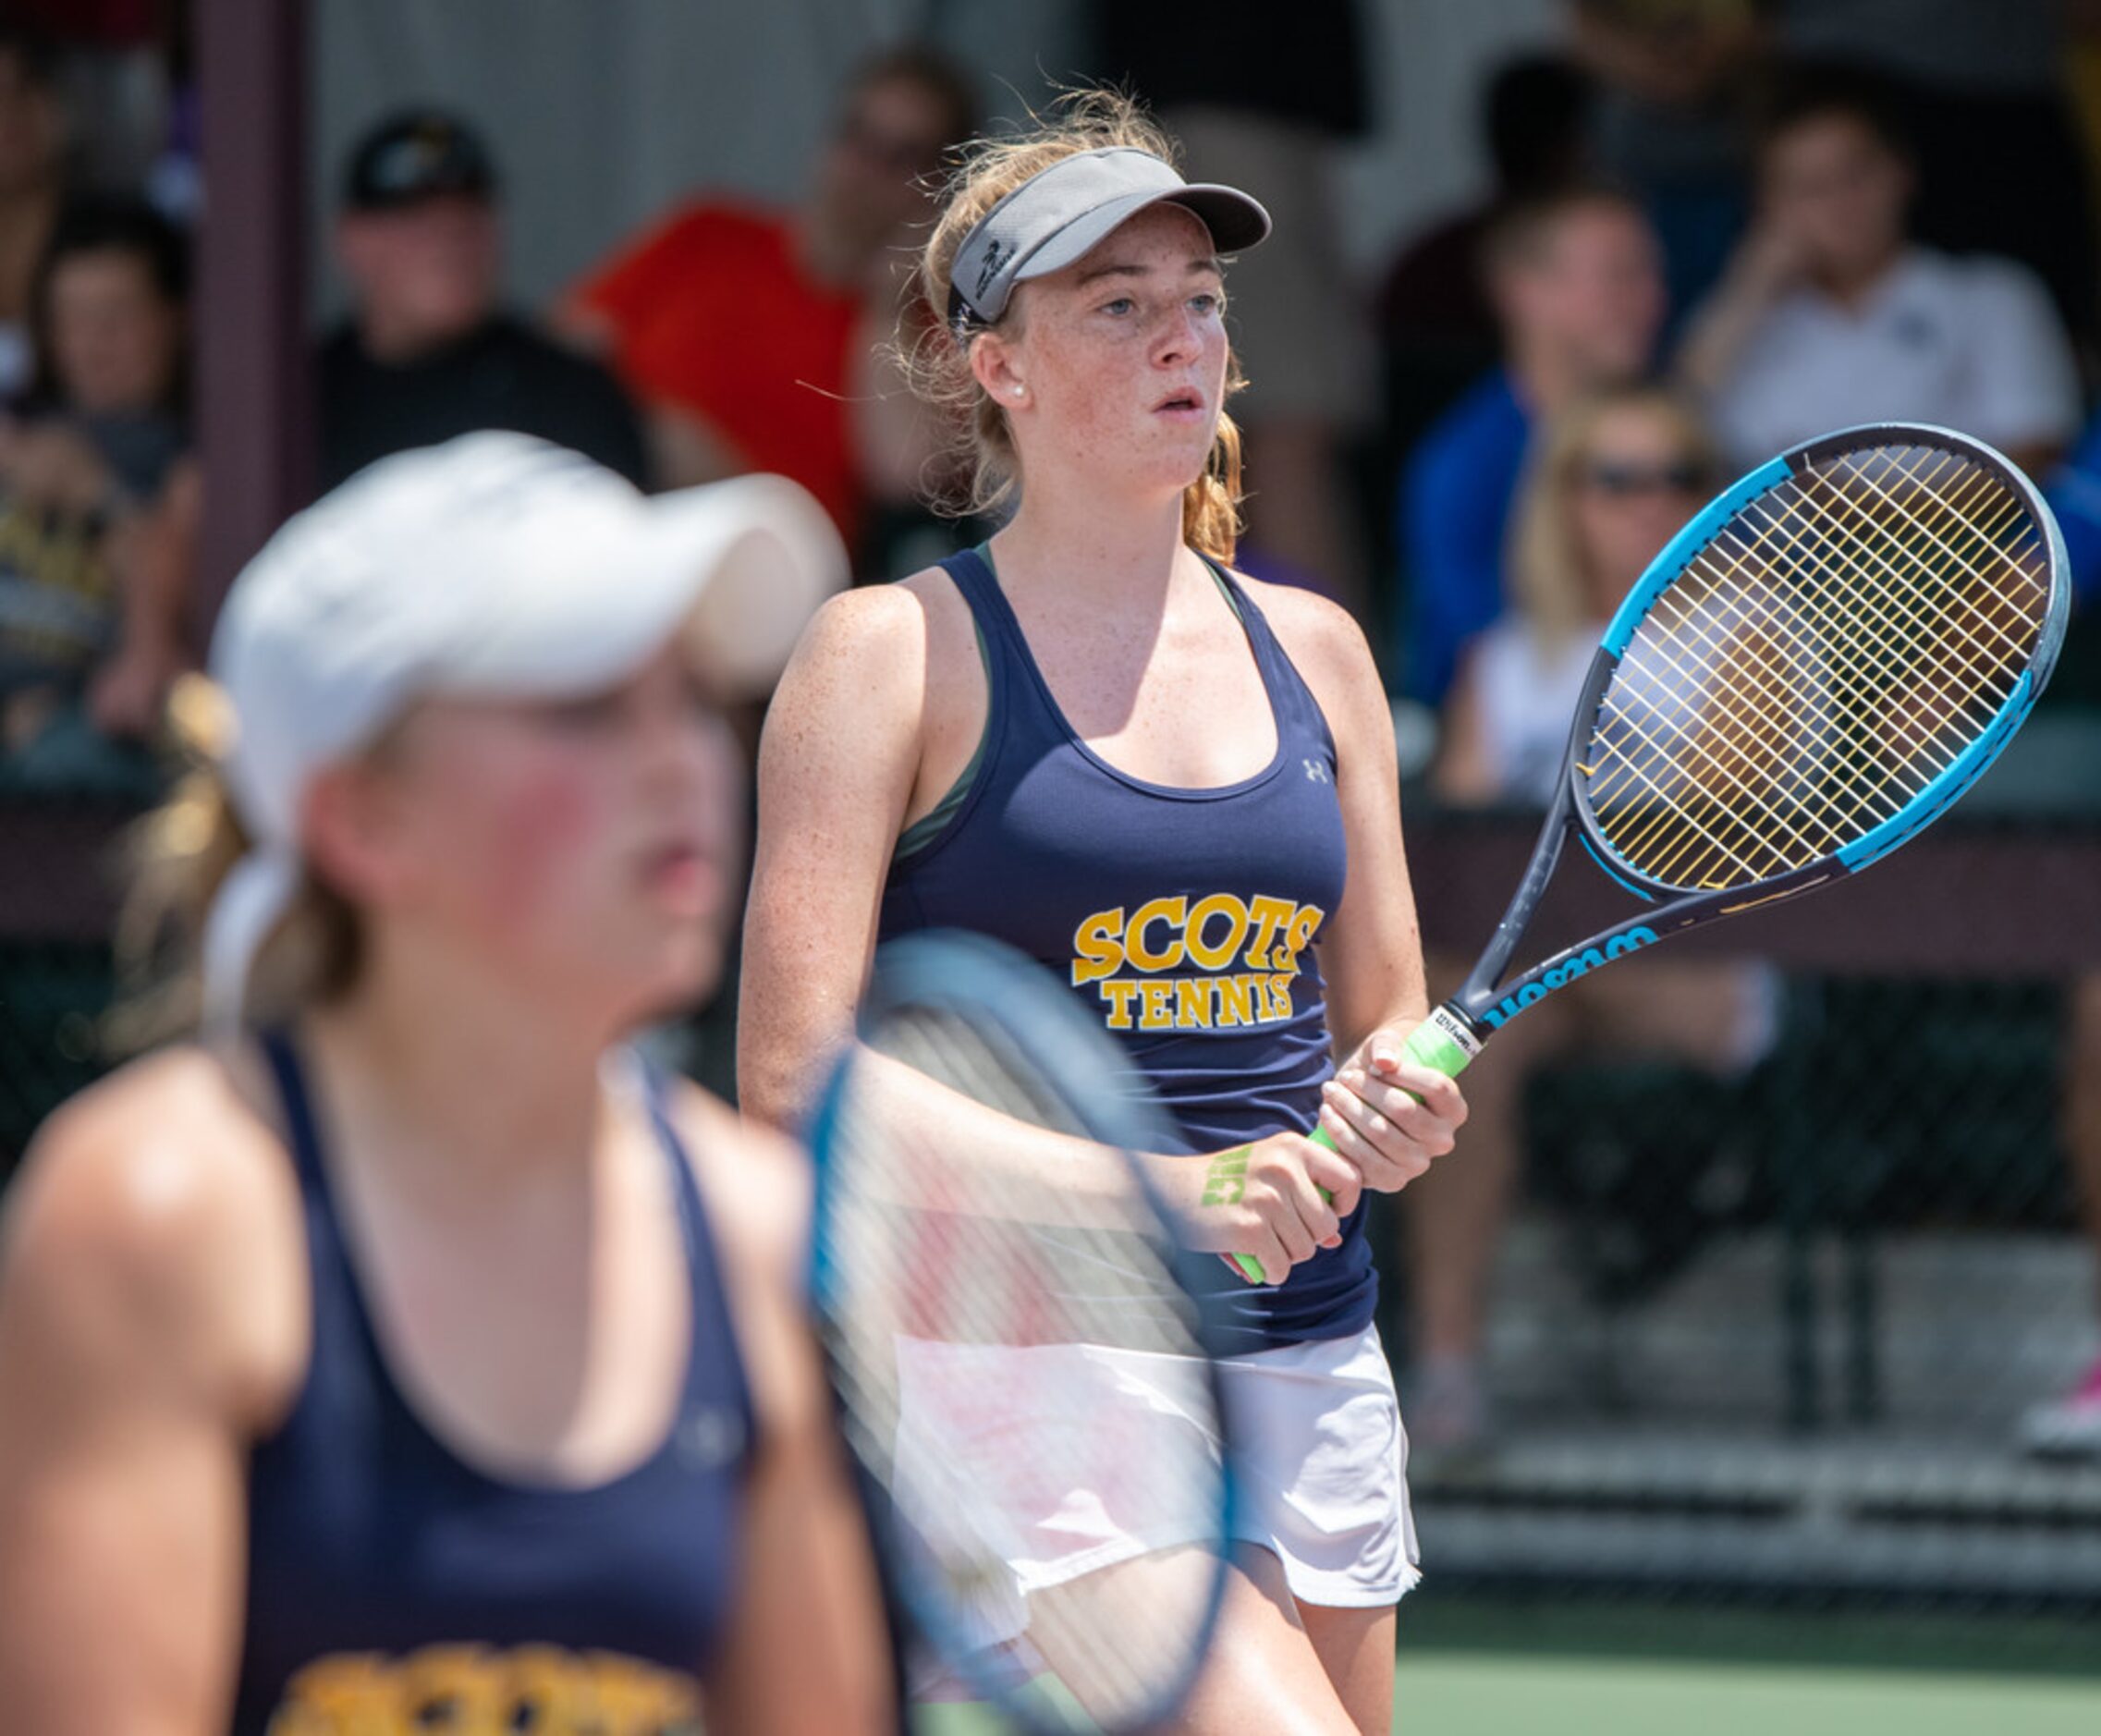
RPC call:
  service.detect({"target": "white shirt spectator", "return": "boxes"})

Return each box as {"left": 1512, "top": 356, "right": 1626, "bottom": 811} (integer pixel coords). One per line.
{"left": 1695, "top": 247, "right": 2080, "bottom": 466}
{"left": 1467, "top": 621, "right": 1596, "bottom": 804}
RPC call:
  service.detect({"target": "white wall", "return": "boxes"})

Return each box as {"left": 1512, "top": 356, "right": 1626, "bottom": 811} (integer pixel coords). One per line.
{"left": 311, "top": 0, "right": 1563, "bottom": 319}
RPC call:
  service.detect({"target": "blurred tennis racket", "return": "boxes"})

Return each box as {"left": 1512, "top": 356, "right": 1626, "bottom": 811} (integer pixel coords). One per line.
{"left": 809, "top": 931, "right": 1235, "bottom": 1733}
{"left": 1236, "top": 421, "right": 2069, "bottom": 1280}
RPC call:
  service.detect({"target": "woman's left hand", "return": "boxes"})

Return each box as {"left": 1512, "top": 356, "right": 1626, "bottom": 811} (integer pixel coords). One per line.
{"left": 1314, "top": 1031, "right": 1467, "bottom": 1192}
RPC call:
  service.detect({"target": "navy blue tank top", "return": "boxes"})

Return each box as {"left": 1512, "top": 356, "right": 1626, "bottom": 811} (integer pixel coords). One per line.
{"left": 879, "top": 548, "right": 1370, "bottom": 1355}
{"left": 232, "top": 1034, "right": 753, "bottom": 1735}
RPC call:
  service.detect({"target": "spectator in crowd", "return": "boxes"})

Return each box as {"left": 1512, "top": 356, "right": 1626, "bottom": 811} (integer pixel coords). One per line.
{"left": 558, "top": 45, "right": 978, "bottom": 555}
{"left": 0, "top": 196, "right": 194, "bottom": 794}
{"left": 1410, "top": 382, "right": 1777, "bottom": 1454}
{"left": 1778, "top": 0, "right": 2097, "bottom": 362}
{"left": 1568, "top": 0, "right": 1768, "bottom": 316}
{"left": 1395, "top": 185, "right": 1666, "bottom": 707}
{"left": 1678, "top": 65, "right": 2082, "bottom": 475}
{"left": 1093, "top": 0, "right": 1379, "bottom": 614}
{"left": 319, "top": 110, "right": 649, "bottom": 494}
{"left": 1375, "top": 52, "right": 1597, "bottom": 456}
{"left": 0, "top": 30, "right": 68, "bottom": 408}
{"left": 2044, "top": 415, "right": 2101, "bottom": 602}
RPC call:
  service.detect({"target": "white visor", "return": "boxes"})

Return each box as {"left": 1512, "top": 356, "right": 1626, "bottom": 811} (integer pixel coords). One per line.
{"left": 201, "top": 432, "right": 847, "bottom": 1033}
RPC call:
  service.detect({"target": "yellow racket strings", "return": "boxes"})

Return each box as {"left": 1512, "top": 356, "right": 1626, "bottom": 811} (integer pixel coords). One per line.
{"left": 1582, "top": 445, "right": 2048, "bottom": 890}
{"left": 1591, "top": 454, "right": 2034, "bottom": 886}
{"left": 1596, "top": 456, "right": 2025, "bottom": 879}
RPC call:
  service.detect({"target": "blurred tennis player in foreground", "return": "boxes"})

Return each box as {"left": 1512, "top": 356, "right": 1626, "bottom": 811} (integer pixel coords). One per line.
{"left": 741, "top": 92, "right": 1467, "bottom": 1734}
{"left": 0, "top": 435, "right": 892, "bottom": 1734}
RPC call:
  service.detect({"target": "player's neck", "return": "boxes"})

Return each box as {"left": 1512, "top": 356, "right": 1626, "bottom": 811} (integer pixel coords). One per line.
{"left": 992, "top": 476, "right": 1191, "bottom": 611}
{"left": 305, "top": 932, "right": 616, "bottom": 1195}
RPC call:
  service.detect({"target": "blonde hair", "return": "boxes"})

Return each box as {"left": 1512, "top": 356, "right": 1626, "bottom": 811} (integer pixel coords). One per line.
{"left": 900, "top": 89, "right": 1248, "bottom": 562}
{"left": 1506, "top": 383, "right": 1721, "bottom": 654}
{"left": 108, "top": 679, "right": 363, "bottom": 1049}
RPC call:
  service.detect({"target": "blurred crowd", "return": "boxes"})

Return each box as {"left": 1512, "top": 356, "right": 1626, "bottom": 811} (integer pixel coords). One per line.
{"left": 8, "top": 0, "right": 2101, "bottom": 1460}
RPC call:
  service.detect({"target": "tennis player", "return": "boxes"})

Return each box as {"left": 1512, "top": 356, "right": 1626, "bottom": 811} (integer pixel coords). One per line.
{"left": 0, "top": 436, "right": 892, "bottom": 1734}
{"left": 740, "top": 94, "right": 1467, "bottom": 1734}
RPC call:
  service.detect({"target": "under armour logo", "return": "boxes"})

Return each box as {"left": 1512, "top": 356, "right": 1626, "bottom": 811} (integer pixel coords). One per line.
{"left": 677, "top": 1406, "right": 746, "bottom": 1471}
{"left": 1304, "top": 759, "right": 1330, "bottom": 783}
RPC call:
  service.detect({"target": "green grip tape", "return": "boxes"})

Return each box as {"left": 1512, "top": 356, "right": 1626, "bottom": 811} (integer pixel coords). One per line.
{"left": 1228, "top": 1016, "right": 1474, "bottom": 1284}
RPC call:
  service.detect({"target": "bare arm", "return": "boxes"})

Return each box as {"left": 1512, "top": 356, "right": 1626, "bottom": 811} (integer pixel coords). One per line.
{"left": 1258, "top": 583, "right": 1468, "bottom": 1191}
{"left": 0, "top": 1055, "right": 302, "bottom": 1735}
{"left": 739, "top": 583, "right": 930, "bottom": 1131}
{"left": 1432, "top": 654, "right": 1497, "bottom": 805}
{"left": 1675, "top": 223, "right": 1807, "bottom": 401}
{"left": 92, "top": 455, "right": 201, "bottom": 740}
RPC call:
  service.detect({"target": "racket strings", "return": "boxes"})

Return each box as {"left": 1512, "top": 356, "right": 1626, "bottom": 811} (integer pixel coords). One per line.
{"left": 822, "top": 1010, "right": 1227, "bottom": 1728}
{"left": 1596, "top": 455, "right": 2040, "bottom": 886}
{"left": 1581, "top": 443, "right": 2050, "bottom": 890}
{"left": 1596, "top": 449, "right": 2025, "bottom": 802}
{"left": 1600, "top": 455, "right": 2019, "bottom": 841}
{"left": 1591, "top": 458, "right": 2025, "bottom": 879}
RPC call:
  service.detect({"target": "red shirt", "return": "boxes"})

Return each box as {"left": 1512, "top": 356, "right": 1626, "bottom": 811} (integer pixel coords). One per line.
{"left": 567, "top": 202, "right": 864, "bottom": 543}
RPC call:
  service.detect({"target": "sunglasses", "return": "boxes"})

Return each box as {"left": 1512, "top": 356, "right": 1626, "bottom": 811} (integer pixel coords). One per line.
{"left": 1573, "top": 458, "right": 1711, "bottom": 498}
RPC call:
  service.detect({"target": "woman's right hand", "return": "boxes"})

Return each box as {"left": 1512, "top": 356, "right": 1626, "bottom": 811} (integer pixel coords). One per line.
{"left": 1142, "top": 1134, "right": 1364, "bottom": 1286}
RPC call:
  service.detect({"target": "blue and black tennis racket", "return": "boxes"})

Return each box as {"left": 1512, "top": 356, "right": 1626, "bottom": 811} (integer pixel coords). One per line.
{"left": 809, "top": 932, "right": 1236, "bottom": 1733}
{"left": 1237, "top": 422, "right": 2069, "bottom": 1279}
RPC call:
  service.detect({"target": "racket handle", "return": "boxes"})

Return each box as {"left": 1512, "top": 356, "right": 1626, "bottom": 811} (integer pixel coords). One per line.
{"left": 1228, "top": 1016, "right": 1475, "bottom": 1284}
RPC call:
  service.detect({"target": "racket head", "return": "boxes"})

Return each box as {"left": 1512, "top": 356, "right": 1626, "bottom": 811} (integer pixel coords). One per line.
{"left": 808, "top": 931, "right": 1234, "bottom": 1734}
{"left": 1567, "top": 422, "right": 2068, "bottom": 899}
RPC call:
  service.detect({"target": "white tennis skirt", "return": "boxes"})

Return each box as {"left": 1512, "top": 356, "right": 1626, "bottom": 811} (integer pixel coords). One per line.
{"left": 891, "top": 1318, "right": 1417, "bottom": 1631}
{"left": 1219, "top": 1321, "right": 1420, "bottom": 1607}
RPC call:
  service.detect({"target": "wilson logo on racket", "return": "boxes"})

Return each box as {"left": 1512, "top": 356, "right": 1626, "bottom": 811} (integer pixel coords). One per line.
{"left": 1477, "top": 924, "right": 1659, "bottom": 1030}
{"left": 1235, "top": 422, "right": 2071, "bottom": 1287}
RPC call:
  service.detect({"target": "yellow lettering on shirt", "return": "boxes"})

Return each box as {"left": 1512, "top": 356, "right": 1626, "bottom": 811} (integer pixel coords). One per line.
{"left": 1125, "top": 896, "right": 1189, "bottom": 972}
{"left": 1101, "top": 978, "right": 1143, "bottom": 1030}
{"left": 1183, "top": 893, "right": 1251, "bottom": 971}
{"left": 270, "top": 1643, "right": 702, "bottom": 1735}
{"left": 1070, "top": 907, "right": 1126, "bottom": 986}
{"left": 1067, "top": 894, "right": 1327, "bottom": 1034}
{"left": 1243, "top": 894, "right": 1297, "bottom": 970}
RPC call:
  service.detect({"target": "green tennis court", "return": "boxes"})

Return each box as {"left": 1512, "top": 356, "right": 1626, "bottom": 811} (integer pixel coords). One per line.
{"left": 912, "top": 1596, "right": 2101, "bottom": 1734}
{"left": 920, "top": 1661, "right": 2101, "bottom": 1736}
{"left": 1392, "top": 1654, "right": 2101, "bottom": 1736}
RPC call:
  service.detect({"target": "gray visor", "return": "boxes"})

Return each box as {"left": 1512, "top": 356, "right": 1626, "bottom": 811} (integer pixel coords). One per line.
{"left": 947, "top": 146, "right": 1271, "bottom": 328}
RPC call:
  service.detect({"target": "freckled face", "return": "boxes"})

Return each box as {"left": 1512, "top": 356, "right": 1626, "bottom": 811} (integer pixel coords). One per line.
{"left": 360, "top": 642, "right": 742, "bottom": 1028}
{"left": 995, "top": 203, "right": 1231, "bottom": 502}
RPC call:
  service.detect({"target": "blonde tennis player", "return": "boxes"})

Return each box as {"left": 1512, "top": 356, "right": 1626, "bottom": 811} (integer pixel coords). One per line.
{"left": 0, "top": 436, "right": 892, "bottom": 1734}
{"left": 741, "top": 94, "right": 1467, "bottom": 1735}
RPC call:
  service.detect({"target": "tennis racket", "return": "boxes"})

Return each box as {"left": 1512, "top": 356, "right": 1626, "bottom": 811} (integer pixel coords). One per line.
{"left": 809, "top": 931, "right": 1236, "bottom": 1734}
{"left": 1233, "top": 420, "right": 2069, "bottom": 1282}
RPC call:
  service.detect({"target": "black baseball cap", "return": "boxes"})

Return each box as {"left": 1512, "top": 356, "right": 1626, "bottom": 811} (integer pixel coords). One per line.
{"left": 344, "top": 110, "right": 498, "bottom": 211}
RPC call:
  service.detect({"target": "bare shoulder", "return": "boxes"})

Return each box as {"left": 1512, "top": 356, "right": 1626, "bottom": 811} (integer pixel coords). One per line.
{"left": 765, "top": 573, "right": 969, "bottom": 752}
{"left": 1230, "top": 571, "right": 1390, "bottom": 740}
{"left": 779, "top": 570, "right": 963, "bottom": 689}
{"left": 0, "top": 1046, "right": 307, "bottom": 1424}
